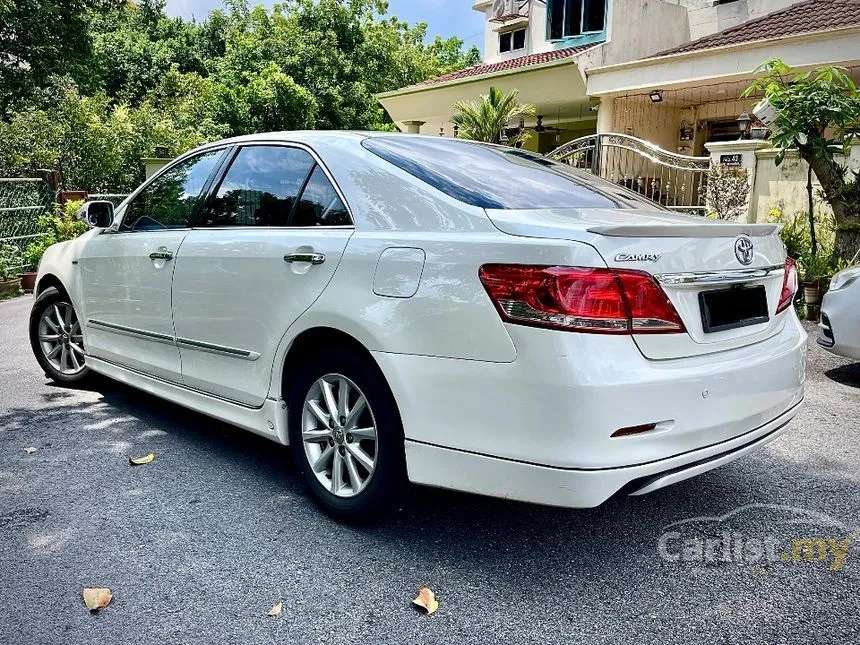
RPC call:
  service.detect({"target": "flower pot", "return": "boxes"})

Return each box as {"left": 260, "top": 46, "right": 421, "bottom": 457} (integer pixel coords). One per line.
{"left": 19, "top": 272, "right": 37, "bottom": 292}
{"left": 750, "top": 127, "right": 769, "bottom": 140}
{"left": 0, "top": 277, "right": 21, "bottom": 298}
{"left": 802, "top": 282, "right": 822, "bottom": 306}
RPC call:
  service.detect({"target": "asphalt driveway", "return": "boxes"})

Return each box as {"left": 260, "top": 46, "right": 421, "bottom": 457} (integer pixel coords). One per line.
{"left": 1, "top": 294, "right": 859, "bottom": 644}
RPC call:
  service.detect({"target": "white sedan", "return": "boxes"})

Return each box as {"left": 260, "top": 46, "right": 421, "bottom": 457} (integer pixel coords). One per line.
{"left": 819, "top": 265, "right": 860, "bottom": 360}
{"left": 29, "top": 132, "right": 806, "bottom": 520}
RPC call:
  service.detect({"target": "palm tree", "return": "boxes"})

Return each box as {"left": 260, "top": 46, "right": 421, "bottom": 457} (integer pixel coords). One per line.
{"left": 451, "top": 86, "right": 536, "bottom": 146}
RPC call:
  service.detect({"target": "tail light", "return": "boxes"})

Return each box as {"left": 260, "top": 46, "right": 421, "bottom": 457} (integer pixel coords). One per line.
{"left": 775, "top": 258, "right": 798, "bottom": 314}
{"left": 478, "top": 264, "right": 685, "bottom": 334}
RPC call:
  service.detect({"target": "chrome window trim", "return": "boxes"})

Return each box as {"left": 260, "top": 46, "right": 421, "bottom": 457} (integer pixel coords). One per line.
{"left": 176, "top": 337, "right": 260, "bottom": 361}
{"left": 189, "top": 225, "right": 355, "bottom": 232}
{"left": 86, "top": 319, "right": 174, "bottom": 345}
{"left": 654, "top": 265, "right": 784, "bottom": 286}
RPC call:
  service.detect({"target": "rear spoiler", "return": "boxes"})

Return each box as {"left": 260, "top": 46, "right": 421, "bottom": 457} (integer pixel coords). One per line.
{"left": 586, "top": 223, "right": 780, "bottom": 238}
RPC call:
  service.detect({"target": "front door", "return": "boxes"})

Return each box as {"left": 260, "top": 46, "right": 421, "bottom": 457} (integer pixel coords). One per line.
{"left": 171, "top": 144, "right": 354, "bottom": 407}
{"left": 79, "top": 148, "right": 225, "bottom": 381}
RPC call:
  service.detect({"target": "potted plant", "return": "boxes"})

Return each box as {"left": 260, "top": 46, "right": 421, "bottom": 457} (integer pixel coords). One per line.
{"left": 798, "top": 250, "right": 835, "bottom": 307}
{"left": 749, "top": 116, "right": 769, "bottom": 140}
{"left": 0, "top": 243, "right": 23, "bottom": 297}
{"left": 20, "top": 235, "right": 55, "bottom": 291}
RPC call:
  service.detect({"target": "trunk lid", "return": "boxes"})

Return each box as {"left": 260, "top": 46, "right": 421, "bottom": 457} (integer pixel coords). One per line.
{"left": 486, "top": 207, "right": 788, "bottom": 359}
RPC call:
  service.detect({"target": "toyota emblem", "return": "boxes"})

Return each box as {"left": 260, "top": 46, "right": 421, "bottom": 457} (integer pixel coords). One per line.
{"left": 734, "top": 236, "right": 754, "bottom": 265}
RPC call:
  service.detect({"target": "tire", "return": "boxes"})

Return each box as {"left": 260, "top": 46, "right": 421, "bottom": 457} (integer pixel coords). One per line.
{"left": 29, "top": 286, "right": 93, "bottom": 385}
{"left": 287, "top": 346, "right": 406, "bottom": 521}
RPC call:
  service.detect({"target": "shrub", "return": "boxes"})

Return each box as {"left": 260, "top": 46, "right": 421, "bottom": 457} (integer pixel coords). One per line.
{"left": 0, "top": 243, "right": 23, "bottom": 280}
{"left": 22, "top": 200, "right": 89, "bottom": 270}
{"left": 705, "top": 165, "right": 750, "bottom": 221}
{"left": 768, "top": 207, "right": 842, "bottom": 285}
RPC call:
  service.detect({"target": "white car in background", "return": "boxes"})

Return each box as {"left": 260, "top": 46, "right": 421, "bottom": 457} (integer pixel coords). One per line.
{"left": 29, "top": 132, "right": 806, "bottom": 520}
{"left": 819, "top": 266, "right": 860, "bottom": 360}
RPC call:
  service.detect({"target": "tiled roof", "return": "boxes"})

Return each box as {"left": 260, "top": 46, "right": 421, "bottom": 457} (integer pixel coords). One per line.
{"left": 416, "top": 43, "right": 601, "bottom": 87}
{"left": 657, "top": 0, "right": 860, "bottom": 56}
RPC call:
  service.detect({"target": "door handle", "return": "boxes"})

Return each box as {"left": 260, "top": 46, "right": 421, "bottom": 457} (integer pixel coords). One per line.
{"left": 149, "top": 251, "right": 174, "bottom": 261}
{"left": 284, "top": 252, "right": 325, "bottom": 265}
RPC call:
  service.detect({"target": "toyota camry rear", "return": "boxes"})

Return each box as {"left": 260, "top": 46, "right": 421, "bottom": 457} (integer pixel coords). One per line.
{"left": 357, "top": 135, "right": 806, "bottom": 509}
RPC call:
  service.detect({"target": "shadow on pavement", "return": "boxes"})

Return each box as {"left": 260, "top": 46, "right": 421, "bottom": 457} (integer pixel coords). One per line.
{"left": 825, "top": 362, "right": 860, "bottom": 388}
{"left": 3, "top": 375, "right": 858, "bottom": 589}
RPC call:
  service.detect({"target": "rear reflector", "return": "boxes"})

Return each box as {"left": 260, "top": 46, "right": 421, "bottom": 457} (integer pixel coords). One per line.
{"left": 611, "top": 423, "right": 658, "bottom": 438}
{"left": 775, "top": 257, "right": 798, "bottom": 314}
{"left": 478, "top": 264, "right": 685, "bottom": 334}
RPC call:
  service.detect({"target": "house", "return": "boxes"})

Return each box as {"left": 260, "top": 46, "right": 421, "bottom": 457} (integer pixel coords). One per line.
{"left": 378, "top": 0, "right": 860, "bottom": 220}
{"left": 379, "top": 0, "right": 860, "bottom": 155}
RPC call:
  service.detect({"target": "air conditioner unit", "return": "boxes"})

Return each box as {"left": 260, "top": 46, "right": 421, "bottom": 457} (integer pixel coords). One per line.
{"left": 493, "top": 0, "right": 517, "bottom": 18}
{"left": 753, "top": 98, "right": 780, "bottom": 132}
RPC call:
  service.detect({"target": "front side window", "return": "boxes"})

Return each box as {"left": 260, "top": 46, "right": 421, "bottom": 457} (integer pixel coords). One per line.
{"left": 120, "top": 149, "right": 224, "bottom": 232}
{"left": 549, "top": 0, "right": 606, "bottom": 40}
{"left": 201, "top": 146, "right": 316, "bottom": 227}
{"left": 362, "top": 136, "right": 662, "bottom": 210}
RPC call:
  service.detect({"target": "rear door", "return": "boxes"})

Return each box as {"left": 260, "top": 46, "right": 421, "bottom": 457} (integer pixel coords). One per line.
{"left": 170, "top": 143, "right": 354, "bottom": 407}
{"left": 79, "top": 148, "right": 225, "bottom": 381}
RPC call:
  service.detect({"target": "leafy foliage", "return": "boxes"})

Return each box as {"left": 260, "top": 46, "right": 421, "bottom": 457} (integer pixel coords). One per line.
{"left": 0, "top": 243, "right": 23, "bottom": 280}
{"left": 23, "top": 201, "right": 90, "bottom": 270}
{"left": 768, "top": 206, "right": 842, "bottom": 285}
{"left": 0, "top": 0, "right": 123, "bottom": 112}
{"left": 451, "top": 87, "right": 536, "bottom": 146}
{"left": 0, "top": 0, "right": 480, "bottom": 191}
{"left": 744, "top": 58, "right": 860, "bottom": 262}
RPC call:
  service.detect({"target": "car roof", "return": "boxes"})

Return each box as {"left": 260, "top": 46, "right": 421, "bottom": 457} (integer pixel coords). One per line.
{"left": 193, "top": 130, "right": 490, "bottom": 151}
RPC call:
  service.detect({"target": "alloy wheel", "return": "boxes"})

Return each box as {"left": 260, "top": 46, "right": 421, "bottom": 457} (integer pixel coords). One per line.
{"left": 38, "top": 302, "right": 86, "bottom": 375}
{"left": 301, "top": 374, "right": 378, "bottom": 498}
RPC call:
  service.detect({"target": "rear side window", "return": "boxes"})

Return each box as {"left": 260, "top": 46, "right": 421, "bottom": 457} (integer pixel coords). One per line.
{"left": 362, "top": 137, "right": 628, "bottom": 210}
{"left": 202, "top": 145, "right": 316, "bottom": 227}
{"left": 292, "top": 166, "right": 350, "bottom": 227}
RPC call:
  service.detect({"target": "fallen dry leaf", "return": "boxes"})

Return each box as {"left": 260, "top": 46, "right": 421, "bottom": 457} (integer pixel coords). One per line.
{"left": 266, "top": 602, "right": 283, "bottom": 617}
{"left": 23, "top": 447, "right": 37, "bottom": 454}
{"left": 412, "top": 587, "right": 439, "bottom": 615}
{"left": 129, "top": 452, "right": 155, "bottom": 466}
{"left": 83, "top": 587, "right": 112, "bottom": 611}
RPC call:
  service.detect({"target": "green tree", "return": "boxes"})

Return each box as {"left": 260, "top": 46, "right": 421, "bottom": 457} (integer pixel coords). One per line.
{"left": 451, "top": 87, "right": 536, "bottom": 146}
{"left": 744, "top": 58, "right": 860, "bottom": 263}
{"left": 236, "top": 63, "right": 317, "bottom": 132}
{"left": 0, "top": 0, "right": 482, "bottom": 190}
{"left": 82, "top": 0, "right": 210, "bottom": 102}
{"left": 0, "top": 76, "right": 224, "bottom": 191}
{"left": 0, "top": 0, "right": 122, "bottom": 111}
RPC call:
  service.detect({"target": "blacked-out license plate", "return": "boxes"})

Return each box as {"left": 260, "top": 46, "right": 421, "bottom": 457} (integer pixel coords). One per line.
{"left": 699, "top": 285, "right": 769, "bottom": 333}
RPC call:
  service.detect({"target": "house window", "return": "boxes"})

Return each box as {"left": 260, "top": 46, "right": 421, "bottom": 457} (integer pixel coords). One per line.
{"left": 499, "top": 28, "right": 526, "bottom": 54}
{"left": 549, "top": 0, "right": 606, "bottom": 40}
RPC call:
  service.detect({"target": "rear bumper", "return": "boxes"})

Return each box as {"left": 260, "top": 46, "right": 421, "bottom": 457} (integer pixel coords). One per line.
{"left": 374, "top": 313, "right": 806, "bottom": 507}
{"left": 404, "top": 400, "right": 801, "bottom": 508}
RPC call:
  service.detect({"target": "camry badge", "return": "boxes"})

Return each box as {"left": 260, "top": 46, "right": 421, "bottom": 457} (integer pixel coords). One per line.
{"left": 734, "top": 236, "right": 755, "bottom": 265}
{"left": 615, "top": 253, "right": 662, "bottom": 263}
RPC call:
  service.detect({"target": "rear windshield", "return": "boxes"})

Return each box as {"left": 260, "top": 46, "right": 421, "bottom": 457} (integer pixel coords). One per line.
{"left": 361, "top": 136, "right": 658, "bottom": 210}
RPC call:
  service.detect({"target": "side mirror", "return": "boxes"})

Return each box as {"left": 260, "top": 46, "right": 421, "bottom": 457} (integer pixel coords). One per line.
{"left": 77, "top": 201, "right": 115, "bottom": 229}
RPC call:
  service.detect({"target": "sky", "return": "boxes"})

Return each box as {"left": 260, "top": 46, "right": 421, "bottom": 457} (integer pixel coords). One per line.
{"left": 163, "top": 0, "right": 486, "bottom": 53}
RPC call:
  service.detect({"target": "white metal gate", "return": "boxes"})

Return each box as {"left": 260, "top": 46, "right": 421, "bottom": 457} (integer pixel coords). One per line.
{"left": 547, "top": 133, "right": 710, "bottom": 213}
